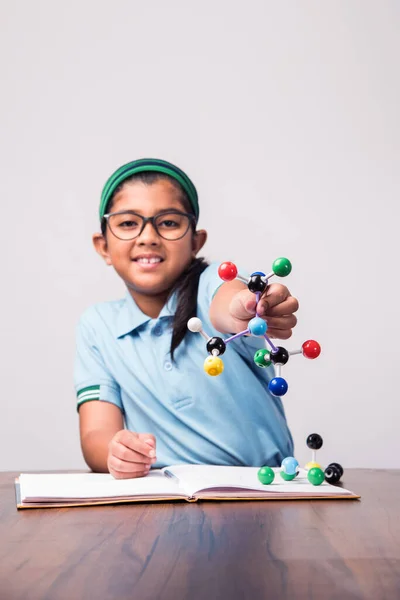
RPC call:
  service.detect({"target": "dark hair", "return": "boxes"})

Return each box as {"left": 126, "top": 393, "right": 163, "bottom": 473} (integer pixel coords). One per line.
{"left": 102, "top": 171, "right": 209, "bottom": 361}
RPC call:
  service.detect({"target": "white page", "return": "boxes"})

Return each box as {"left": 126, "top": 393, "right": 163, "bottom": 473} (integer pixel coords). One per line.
{"left": 19, "top": 470, "right": 185, "bottom": 502}
{"left": 164, "top": 465, "right": 354, "bottom": 498}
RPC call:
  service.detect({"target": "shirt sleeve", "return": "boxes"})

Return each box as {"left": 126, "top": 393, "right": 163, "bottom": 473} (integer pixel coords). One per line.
{"left": 73, "top": 313, "right": 122, "bottom": 412}
{"left": 198, "top": 261, "right": 226, "bottom": 304}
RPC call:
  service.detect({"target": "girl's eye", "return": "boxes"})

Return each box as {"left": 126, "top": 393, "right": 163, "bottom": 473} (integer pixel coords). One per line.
{"left": 159, "top": 219, "right": 179, "bottom": 228}
{"left": 119, "top": 220, "right": 139, "bottom": 228}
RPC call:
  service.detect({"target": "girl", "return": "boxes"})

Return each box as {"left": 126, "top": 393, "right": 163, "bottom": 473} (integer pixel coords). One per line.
{"left": 74, "top": 158, "right": 299, "bottom": 479}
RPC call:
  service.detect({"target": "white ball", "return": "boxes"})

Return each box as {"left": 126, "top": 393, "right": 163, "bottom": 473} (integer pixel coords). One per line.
{"left": 187, "top": 317, "right": 203, "bottom": 332}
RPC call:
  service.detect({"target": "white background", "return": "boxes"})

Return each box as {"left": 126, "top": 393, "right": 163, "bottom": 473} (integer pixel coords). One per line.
{"left": 1, "top": 1, "right": 399, "bottom": 470}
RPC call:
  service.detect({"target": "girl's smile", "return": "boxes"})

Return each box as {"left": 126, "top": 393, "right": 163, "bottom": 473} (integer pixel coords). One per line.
{"left": 93, "top": 179, "right": 207, "bottom": 317}
{"left": 132, "top": 253, "right": 164, "bottom": 269}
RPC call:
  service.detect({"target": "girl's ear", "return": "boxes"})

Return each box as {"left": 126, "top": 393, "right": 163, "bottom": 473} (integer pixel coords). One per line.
{"left": 192, "top": 229, "right": 207, "bottom": 256}
{"left": 93, "top": 233, "right": 112, "bottom": 265}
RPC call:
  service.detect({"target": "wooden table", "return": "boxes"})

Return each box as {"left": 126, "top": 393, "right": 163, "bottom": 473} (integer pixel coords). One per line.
{"left": 0, "top": 470, "right": 399, "bottom": 600}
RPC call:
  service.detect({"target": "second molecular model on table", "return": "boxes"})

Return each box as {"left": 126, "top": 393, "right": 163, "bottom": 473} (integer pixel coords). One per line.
{"left": 258, "top": 433, "right": 344, "bottom": 487}
{"left": 187, "top": 257, "right": 321, "bottom": 397}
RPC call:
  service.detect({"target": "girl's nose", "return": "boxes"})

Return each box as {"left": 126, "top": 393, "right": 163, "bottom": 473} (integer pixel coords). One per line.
{"left": 137, "top": 221, "right": 160, "bottom": 244}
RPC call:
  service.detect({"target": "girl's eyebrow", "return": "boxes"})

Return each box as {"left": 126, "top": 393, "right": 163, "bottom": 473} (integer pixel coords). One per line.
{"left": 110, "top": 208, "right": 186, "bottom": 216}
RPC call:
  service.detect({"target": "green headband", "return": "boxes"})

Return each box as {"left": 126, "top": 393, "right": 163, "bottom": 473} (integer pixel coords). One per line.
{"left": 99, "top": 158, "right": 199, "bottom": 222}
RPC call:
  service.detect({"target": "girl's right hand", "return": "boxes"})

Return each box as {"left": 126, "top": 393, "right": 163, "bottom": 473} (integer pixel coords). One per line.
{"left": 107, "top": 430, "right": 157, "bottom": 479}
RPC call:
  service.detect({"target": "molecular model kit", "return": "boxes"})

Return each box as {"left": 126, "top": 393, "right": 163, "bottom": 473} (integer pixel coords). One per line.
{"left": 187, "top": 257, "right": 343, "bottom": 488}
{"left": 187, "top": 257, "right": 320, "bottom": 397}
{"left": 258, "top": 433, "right": 344, "bottom": 487}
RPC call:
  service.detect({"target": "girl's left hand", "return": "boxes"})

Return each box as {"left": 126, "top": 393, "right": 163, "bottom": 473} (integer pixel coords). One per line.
{"left": 228, "top": 284, "right": 299, "bottom": 339}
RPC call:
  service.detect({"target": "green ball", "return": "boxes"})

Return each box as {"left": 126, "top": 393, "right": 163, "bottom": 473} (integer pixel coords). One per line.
{"left": 254, "top": 348, "right": 271, "bottom": 368}
{"left": 258, "top": 466, "right": 275, "bottom": 485}
{"left": 307, "top": 467, "right": 325, "bottom": 486}
{"left": 272, "top": 257, "right": 292, "bottom": 277}
{"left": 280, "top": 471, "right": 297, "bottom": 481}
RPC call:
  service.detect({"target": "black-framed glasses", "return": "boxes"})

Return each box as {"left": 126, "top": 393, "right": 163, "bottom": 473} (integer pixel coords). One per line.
{"left": 103, "top": 210, "right": 195, "bottom": 241}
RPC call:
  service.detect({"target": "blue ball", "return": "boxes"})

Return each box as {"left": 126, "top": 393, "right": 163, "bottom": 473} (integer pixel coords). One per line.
{"left": 251, "top": 271, "right": 266, "bottom": 277}
{"left": 268, "top": 377, "right": 288, "bottom": 396}
{"left": 248, "top": 317, "right": 267, "bottom": 336}
{"left": 281, "top": 456, "right": 299, "bottom": 475}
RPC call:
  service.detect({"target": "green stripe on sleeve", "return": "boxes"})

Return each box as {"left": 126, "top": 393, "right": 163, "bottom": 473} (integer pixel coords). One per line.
{"left": 77, "top": 385, "right": 100, "bottom": 399}
{"left": 77, "top": 397, "right": 99, "bottom": 409}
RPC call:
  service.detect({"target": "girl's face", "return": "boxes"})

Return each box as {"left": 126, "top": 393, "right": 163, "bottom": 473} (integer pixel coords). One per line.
{"left": 93, "top": 180, "right": 207, "bottom": 311}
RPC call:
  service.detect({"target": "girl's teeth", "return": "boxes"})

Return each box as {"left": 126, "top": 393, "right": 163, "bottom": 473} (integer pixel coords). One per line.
{"left": 137, "top": 258, "right": 161, "bottom": 264}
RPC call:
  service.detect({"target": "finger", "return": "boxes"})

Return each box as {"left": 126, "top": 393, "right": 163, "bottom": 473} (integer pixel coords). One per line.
{"left": 228, "top": 290, "right": 257, "bottom": 321}
{"left": 115, "top": 430, "right": 156, "bottom": 459}
{"left": 111, "top": 441, "right": 156, "bottom": 465}
{"left": 242, "top": 295, "right": 257, "bottom": 315}
{"left": 110, "top": 466, "right": 150, "bottom": 480}
{"left": 108, "top": 455, "right": 152, "bottom": 475}
{"left": 267, "top": 328, "right": 293, "bottom": 340}
{"left": 265, "top": 315, "right": 298, "bottom": 331}
{"left": 137, "top": 433, "right": 156, "bottom": 449}
{"left": 260, "top": 284, "right": 291, "bottom": 312}
{"left": 258, "top": 295, "right": 299, "bottom": 317}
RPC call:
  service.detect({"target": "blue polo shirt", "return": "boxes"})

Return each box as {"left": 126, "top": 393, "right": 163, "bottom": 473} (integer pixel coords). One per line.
{"left": 74, "top": 262, "right": 294, "bottom": 468}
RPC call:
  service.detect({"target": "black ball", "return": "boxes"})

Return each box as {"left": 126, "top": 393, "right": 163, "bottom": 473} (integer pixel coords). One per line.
{"left": 247, "top": 275, "right": 267, "bottom": 294}
{"left": 206, "top": 337, "right": 226, "bottom": 356}
{"left": 306, "top": 433, "right": 323, "bottom": 450}
{"left": 324, "top": 465, "right": 342, "bottom": 484}
{"left": 327, "top": 462, "right": 343, "bottom": 478}
{"left": 271, "top": 346, "right": 289, "bottom": 365}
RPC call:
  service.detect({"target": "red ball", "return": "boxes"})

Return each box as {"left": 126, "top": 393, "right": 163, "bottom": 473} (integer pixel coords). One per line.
{"left": 218, "top": 261, "right": 238, "bottom": 281}
{"left": 302, "top": 340, "right": 321, "bottom": 359}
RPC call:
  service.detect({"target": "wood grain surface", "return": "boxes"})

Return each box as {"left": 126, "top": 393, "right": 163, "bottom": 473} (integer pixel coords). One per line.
{"left": 0, "top": 470, "right": 399, "bottom": 600}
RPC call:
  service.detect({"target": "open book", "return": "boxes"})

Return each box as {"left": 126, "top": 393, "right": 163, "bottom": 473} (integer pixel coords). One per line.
{"left": 15, "top": 465, "right": 359, "bottom": 509}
